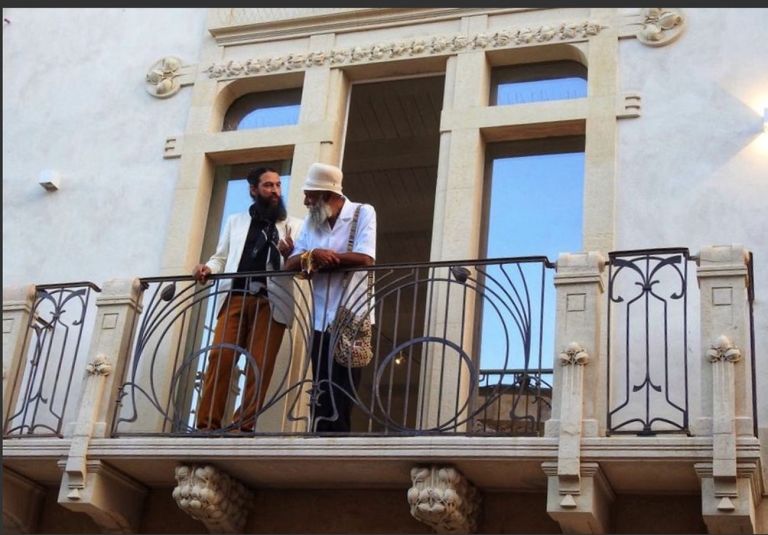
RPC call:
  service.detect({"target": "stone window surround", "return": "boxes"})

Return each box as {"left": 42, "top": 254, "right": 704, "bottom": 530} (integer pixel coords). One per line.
{"left": 157, "top": 7, "right": 674, "bottom": 277}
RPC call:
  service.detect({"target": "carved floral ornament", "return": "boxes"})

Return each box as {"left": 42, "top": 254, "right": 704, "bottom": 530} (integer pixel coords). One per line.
{"left": 558, "top": 342, "right": 589, "bottom": 366}
{"left": 173, "top": 464, "right": 253, "bottom": 534}
{"left": 706, "top": 335, "right": 742, "bottom": 363}
{"left": 86, "top": 354, "right": 112, "bottom": 376}
{"left": 205, "top": 20, "right": 605, "bottom": 80}
{"left": 145, "top": 56, "right": 185, "bottom": 98}
{"left": 408, "top": 466, "right": 480, "bottom": 534}
{"left": 636, "top": 8, "right": 685, "bottom": 47}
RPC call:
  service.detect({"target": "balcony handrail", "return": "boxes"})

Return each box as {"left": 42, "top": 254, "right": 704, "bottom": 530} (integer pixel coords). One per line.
{"left": 136, "top": 255, "right": 556, "bottom": 285}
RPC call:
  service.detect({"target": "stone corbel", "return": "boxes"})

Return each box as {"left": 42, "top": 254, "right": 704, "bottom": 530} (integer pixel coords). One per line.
{"left": 695, "top": 462, "right": 763, "bottom": 534}
{"left": 408, "top": 465, "right": 480, "bottom": 534}
{"left": 145, "top": 56, "right": 196, "bottom": 98}
{"left": 542, "top": 462, "right": 614, "bottom": 534}
{"left": 57, "top": 459, "right": 147, "bottom": 534}
{"left": 172, "top": 464, "right": 254, "bottom": 534}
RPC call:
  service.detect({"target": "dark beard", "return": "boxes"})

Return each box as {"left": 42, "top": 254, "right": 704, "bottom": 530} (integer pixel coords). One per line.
{"left": 249, "top": 194, "right": 287, "bottom": 223}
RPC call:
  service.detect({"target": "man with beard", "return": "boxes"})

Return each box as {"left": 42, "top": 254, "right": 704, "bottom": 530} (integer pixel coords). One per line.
{"left": 285, "top": 162, "right": 377, "bottom": 432}
{"left": 192, "top": 167, "right": 303, "bottom": 432}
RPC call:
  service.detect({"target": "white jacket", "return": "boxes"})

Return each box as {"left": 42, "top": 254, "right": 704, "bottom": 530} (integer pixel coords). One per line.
{"left": 205, "top": 212, "right": 303, "bottom": 326}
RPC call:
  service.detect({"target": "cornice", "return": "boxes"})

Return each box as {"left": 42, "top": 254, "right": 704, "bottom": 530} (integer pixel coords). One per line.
{"left": 207, "top": 8, "right": 538, "bottom": 45}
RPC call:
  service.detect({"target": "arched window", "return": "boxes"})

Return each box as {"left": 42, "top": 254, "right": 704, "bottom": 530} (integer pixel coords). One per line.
{"left": 491, "top": 60, "right": 587, "bottom": 105}
{"left": 222, "top": 88, "right": 302, "bottom": 131}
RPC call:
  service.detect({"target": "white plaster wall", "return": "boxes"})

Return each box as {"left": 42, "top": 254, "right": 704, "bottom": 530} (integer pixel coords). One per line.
{"left": 617, "top": 8, "right": 768, "bottom": 427}
{"left": 2, "top": 8, "right": 208, "bottom": 287}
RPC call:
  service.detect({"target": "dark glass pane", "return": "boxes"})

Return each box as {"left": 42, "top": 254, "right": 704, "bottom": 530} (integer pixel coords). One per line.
{"left": 491, "top": 61, "right": 587, "bottom": 106}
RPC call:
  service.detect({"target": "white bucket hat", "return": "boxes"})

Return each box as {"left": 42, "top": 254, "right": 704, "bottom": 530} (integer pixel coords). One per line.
{"left": 302, "top": 162, "right": 343, "bottom": 196}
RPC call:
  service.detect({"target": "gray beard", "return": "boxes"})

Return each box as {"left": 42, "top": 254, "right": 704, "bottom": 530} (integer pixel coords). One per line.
{"left": 308, "top": 200, "right": 334, "bottom": 229}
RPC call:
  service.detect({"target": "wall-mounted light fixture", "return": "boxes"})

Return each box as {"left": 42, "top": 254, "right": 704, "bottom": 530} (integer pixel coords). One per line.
{"left": 38, "top": 169, "right": 60, "bottom": 192}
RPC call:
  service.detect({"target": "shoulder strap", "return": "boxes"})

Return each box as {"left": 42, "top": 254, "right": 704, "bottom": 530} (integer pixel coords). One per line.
{"left": 346, "top": 204, "right": 363, "bottom": 252}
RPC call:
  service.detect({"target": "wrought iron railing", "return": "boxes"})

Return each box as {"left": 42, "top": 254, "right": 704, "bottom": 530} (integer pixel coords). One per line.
{"left": 606, "top": 248, "right": 693, "bottom": 435}
{"left": 4, "top": 282, "right": 101, "bottom": 438}
{"left": 111, "top": 257, "right": 555, "bottom": 436}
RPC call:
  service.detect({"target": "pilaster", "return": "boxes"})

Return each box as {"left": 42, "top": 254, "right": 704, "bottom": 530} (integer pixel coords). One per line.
{"left": 543, "top": 252, "right": 608, "bottom": 533}
{"left": 57, "top": 279, "right": 147, "bottom": 532}
{"left": 2, "top": 284, "right": 36, "bottom": 425}
{"left": 695, "top": 245, "right": 760, "bottom": 533}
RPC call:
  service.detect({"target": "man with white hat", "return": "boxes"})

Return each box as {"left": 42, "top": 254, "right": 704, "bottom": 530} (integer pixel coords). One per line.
{"left": 285, "top": 162, "right": 377, "bottom": 432}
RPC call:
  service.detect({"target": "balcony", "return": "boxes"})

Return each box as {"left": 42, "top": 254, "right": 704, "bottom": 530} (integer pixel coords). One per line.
{"left": 2, "top": 246, "right": 763, "bottom": 534}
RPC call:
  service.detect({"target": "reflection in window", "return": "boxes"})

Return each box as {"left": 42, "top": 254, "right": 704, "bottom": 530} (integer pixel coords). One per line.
{"left": 491, "top": 61, "right": 587, "bottom": 106}
{"left": 479, "top": 137, "right": 585, "bottom": 371}
{"left": 222, "top": 88, "right": 302, "bottom": 131}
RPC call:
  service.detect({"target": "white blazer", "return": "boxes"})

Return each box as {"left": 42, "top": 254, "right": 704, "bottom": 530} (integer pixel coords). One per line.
{"left": 205, "top": 212, "right": 303, "bottom": 326}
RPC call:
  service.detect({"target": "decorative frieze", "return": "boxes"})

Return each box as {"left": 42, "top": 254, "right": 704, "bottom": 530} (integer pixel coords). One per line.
{"left": 205, "top": 20, "right": 606, "bottom": 80}
{"left": 173, "top": 464, "right": 254, "bottom": 534}
{"left": 408, "top": 465, "right": 480, "bottom": 534}
{"left": 636, "top": 8, "right": 685, "bottom": 47}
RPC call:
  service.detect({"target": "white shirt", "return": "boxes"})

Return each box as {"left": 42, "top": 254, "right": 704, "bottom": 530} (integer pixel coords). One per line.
{"left": 293, "top": 198, "right": 377, "bottom": 331}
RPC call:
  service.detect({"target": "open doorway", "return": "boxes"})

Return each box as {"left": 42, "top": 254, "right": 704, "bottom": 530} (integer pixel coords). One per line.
{"left": 340, "top": 75, "right": 444, "bottom": 431}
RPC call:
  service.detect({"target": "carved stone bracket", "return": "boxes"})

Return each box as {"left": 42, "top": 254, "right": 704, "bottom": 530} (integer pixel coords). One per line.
{"left": 558, "top": 342, "right": 589, "bottom": 366}
{"left": 205, "top": 20, "right": 606, "bottom": 80}
{"left": 145, "top": 56, "right": 196, "bottom": 98}
{"left": 636, "top": 8, "right": 685, "bottom": 47}
{"left": 707, "top": 335, "right": 742, "bottom": 363}
{"left": 86, "top": 354, "right": 112, "bottom": 376}
{"left": 408, "top": 465, "right": 480, "bottom": 534}
{"left": 173, "top": 464, "right": 254, "bottom": 534}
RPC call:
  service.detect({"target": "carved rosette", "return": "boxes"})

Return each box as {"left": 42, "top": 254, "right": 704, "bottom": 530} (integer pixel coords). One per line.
{"left": 558, "top": 343, "right": 589, "bottom": 366}
{"left": 172, "top": 464, "right": 254, "bottom": 533}
{"left": 408, "top": 466, "right": 480, "bottom": 534}
{"left": 145, "top": 56, "right": 185, "bottom": 98}
{"left": 706, "top": 335, "right": 742, "bottom": 363}
{"left": 205, "top": 20, "right": 605, "bottom": 79}
{"left": 86, "top": 354, "right": 112, "bottom": 376}
{"left": 636, "top": 8, "right": 685, "bottom": 47}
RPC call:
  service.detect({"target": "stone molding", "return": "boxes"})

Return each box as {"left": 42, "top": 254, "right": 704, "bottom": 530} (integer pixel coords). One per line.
{"left": 559, "top": 342, "right": 589, "bottom": 366}
{"left": 145, "top": 56, "right": 196, "bottom": 99}
{"left": 204, "top": 20, "right": 606, "bottom": 80}
{"left": 408, "top": 465, "right": 480, "bottom": 533}
{"left": 173, "top": 464, "right": 254, "bottom": 534}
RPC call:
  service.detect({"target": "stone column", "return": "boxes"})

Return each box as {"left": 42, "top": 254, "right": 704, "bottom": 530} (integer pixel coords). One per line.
{"left": 695, "top": 245, "right": 760, "bottom": 533}
{"left": 57, "top": 279, "right": 148, "bottom": 533}
{"left": 543, "top": 252, "right": 611, "bottom": 534}
{"left": 419, "top": 17, "right": 490, "bottom": 430}
{"left": 2, "top": 284, "right": 36, "bottom": 425}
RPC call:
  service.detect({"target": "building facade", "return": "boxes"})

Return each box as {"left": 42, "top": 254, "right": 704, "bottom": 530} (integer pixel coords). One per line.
{"left": 3, "top": 7, "right": 768, "bottom": 534}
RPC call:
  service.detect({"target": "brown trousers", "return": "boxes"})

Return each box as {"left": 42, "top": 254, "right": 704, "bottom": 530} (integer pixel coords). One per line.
{"left": 196, "top": 294, "right": 285, "bottom": 431}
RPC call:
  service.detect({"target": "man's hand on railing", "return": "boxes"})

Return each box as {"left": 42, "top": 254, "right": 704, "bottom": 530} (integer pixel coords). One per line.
{"left": 311, "top": 248, "right": 341, "bottom": 269}
{"left": 192, "top": 264, "right": 212, "bottom": 284}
